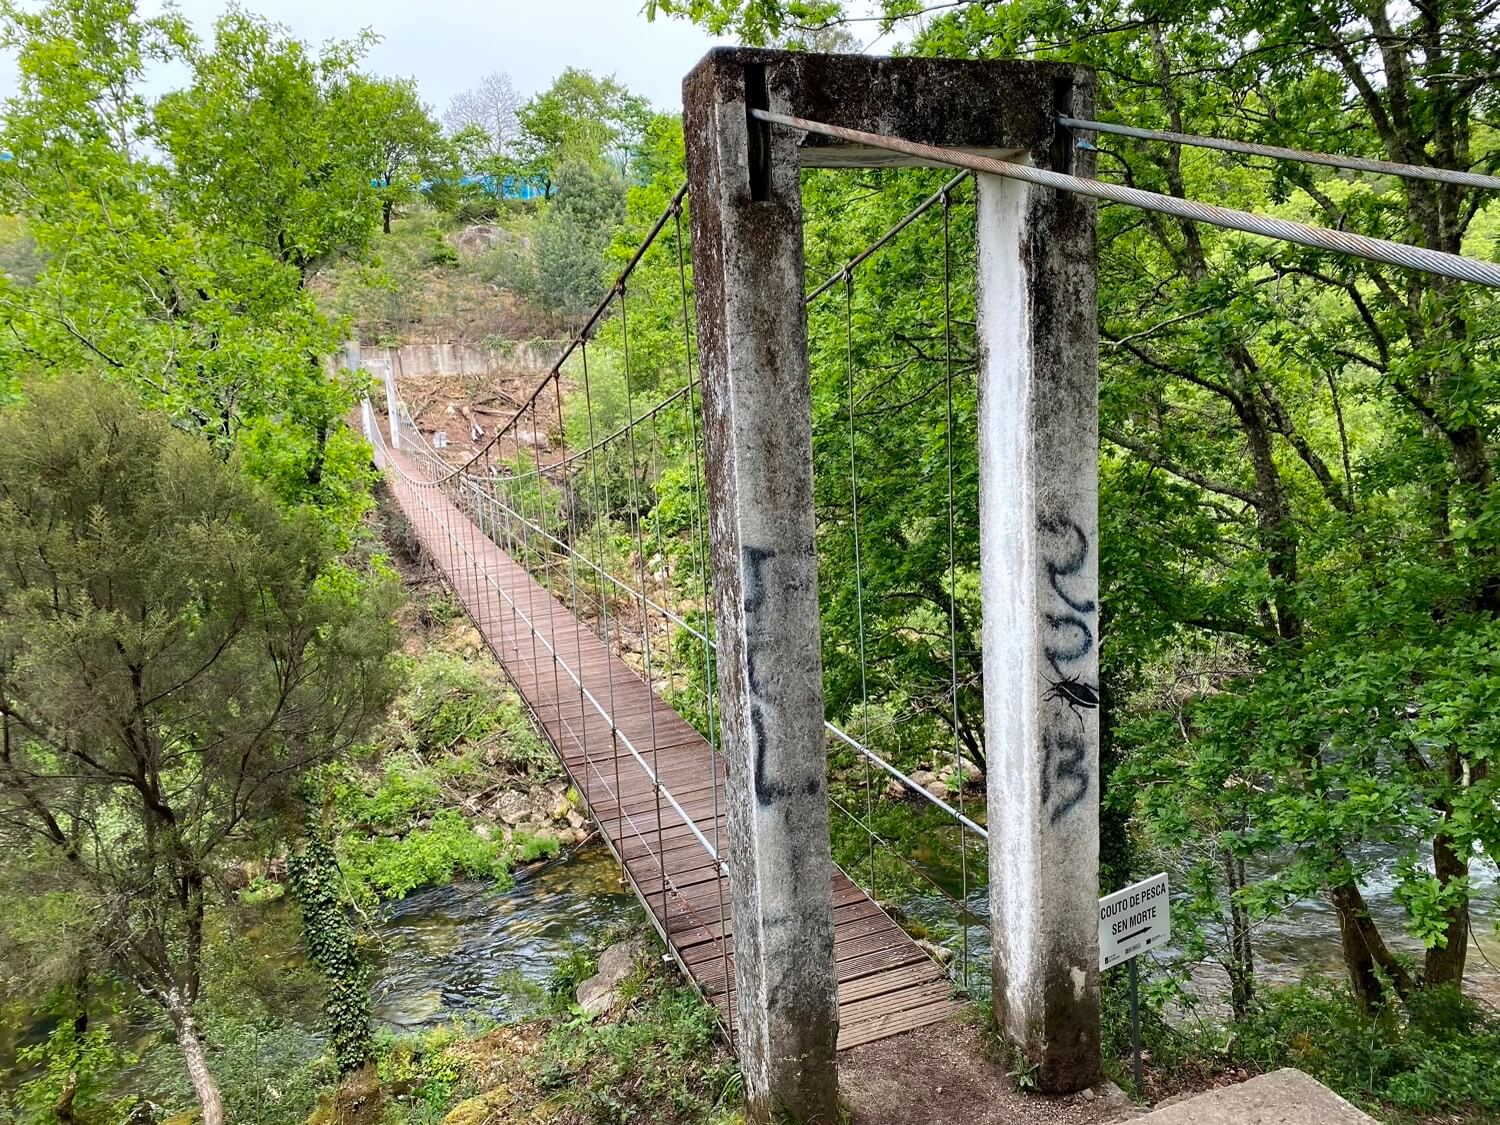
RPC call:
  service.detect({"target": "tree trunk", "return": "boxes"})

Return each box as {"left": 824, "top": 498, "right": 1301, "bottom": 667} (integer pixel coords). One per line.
{"left": 167, "top": 995, "right": 225, "bottom": 1125}
{"left": 1221, "top": 846, "right": 1255, "bottom": 1020}
{"left": 382, "top": 198, "right": 393, "bottom": 235}
{"left": 1330, "top": 880, "right": 1414, "bottom": 1010}
{"left": 55, "top": 1070, "right": 78, "bottom": 1124}
{"left": 1426, "top": 783, "right": 1470, "bottom": 986}
{"left": 70, "top": 957, "right": 89, "bottom": 1035}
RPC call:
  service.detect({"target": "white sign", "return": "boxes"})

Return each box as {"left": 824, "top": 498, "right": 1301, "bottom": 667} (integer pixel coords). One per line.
{"left": 1099, "top": 872, "right": 1170, "bottom": 970}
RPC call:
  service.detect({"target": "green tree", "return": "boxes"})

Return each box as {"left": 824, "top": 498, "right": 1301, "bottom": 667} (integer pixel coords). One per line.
{"left": 513, "top": 68, "right": 651, "bottom": 192}
{"left": 0, "top": 0, "right": 406, "bottom": 531}
{"left": 154, "top": 9, "right": 382, "bottom": 279}
{"left": 344, "top": 75, "right": 448, "bottom": 234}
{"left": 531, "top": 160, "right": 628, "bottom": 322}
{"left": 644, "top": 0, "right": 839, "bottom": 43}
{"left": 7, "top": 1021, "right": 136, "bottom": 1125}
{"left": 0, "top": 378, "right": 400, "bottom": 1125}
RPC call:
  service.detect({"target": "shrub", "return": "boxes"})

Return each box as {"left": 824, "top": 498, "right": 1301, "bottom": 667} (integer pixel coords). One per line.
{"left": 1235, "top": 978, "right": 1500, "bottom": 1116}
{"left": 398, "top": 653, "right": 549, "bottom": 773}
{"left": 339, "top": 810, "right": 511, "bottom": 901}
{"left": 337, "top": 812, "right": 560, "bottom": 903}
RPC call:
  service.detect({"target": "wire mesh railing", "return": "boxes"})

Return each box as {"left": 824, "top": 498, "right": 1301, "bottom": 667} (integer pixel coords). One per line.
{"left": 370, "top": 388, "right": 743, "bottom": 1015}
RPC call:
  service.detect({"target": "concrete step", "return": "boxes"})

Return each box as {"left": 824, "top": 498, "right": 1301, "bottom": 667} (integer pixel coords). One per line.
{"left": 1129, "top": 1069, "right": 1377, "bottom": 1124}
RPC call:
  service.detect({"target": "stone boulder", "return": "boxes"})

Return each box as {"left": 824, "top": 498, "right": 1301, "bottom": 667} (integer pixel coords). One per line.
{"left": 443, "top": 1086, "right": 513, "bottom": 1125}
{"left": 575, "top": 938, "right": 647, "bottom": 1015}
{"left": 453, "top": 224, "right": 523, "bottom": 256}
{"left": 942, "top": 757, "right": 984, "bottom": 787}
{"left": 1134, "top": 1069, "right": 1376, "bottom": 1123}
{"left": 492, "top": 790, "right": 532, "bottom": 827}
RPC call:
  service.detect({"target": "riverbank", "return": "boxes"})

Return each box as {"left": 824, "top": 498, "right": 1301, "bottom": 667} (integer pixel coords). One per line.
{"left": 354, "top": 933, "right": 742, "bottom": 1125}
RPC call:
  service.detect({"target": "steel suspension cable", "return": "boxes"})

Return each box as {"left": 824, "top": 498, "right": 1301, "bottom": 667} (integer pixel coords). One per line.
{"left": 555, "top": 372, "right": 593, "bottom": 823}
{"left": 618, "top": 284, "right": 671, "bottom": 916}
{"left": 377, "top": 173, "right": 990, "bottom": 855}
{"left": 532, "top": 391, "right": 565, "bottom": 741}
{"left": 457, "top": 457, "right": 991, "bottom": 837}
{"left": 388, "top": 184, "right": 689, "bottom": 488}
{"left": 1059, "top": 115, "right": 1500, "bottom": 192}
{"left": 753, "top": 109, "right": 1500, "bottom": 288}
{"left": 673, "top": 203, "right": 734, "bottom": 1020}
{"left": 805, "top": 170, "right": 972, "bottom": 305}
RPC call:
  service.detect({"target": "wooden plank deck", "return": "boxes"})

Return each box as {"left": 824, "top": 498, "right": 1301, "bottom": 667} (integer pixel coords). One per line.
{"left": 378, "top": 446, "right": 962, "bottom": 1050}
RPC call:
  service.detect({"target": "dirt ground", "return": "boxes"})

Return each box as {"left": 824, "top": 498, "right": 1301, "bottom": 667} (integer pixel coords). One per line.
{"left": 838, "top": 1020, "right": 1139, "bottom": 1125}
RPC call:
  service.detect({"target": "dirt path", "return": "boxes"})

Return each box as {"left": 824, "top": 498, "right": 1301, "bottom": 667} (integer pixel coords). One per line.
{"left": 838, "top": 1020, "right": 1137, "bottom": 1125}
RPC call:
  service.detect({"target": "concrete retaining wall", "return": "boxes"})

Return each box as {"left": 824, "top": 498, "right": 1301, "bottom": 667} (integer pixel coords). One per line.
{"left": 358, "top": 340, "right": 563, "bottom": 379}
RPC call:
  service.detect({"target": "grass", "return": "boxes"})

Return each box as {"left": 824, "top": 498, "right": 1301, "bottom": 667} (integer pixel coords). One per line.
{"left": 313, "top": 202, "right": 555, "bottom": 346}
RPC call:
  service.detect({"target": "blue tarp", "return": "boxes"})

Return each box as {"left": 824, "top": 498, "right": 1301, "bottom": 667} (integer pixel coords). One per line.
{"left": 422, "top": 173, "right": 547, "bottom": 201}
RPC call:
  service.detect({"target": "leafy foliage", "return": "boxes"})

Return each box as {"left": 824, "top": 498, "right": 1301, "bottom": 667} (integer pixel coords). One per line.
{"left": 5, "top": 1022, "right": 137, "bottom": 1125}
{"left": 310, "top": 650, "right": 562, "bottom": 906}
{"left": 133, "top": 1009, "right": 337, "bottom": 1125}
{"left": 288, "top": 832, "right": 373, "bottom": 1074}
{"left": 0, "top": 0, "right": 442, "bottom": 533}
{"left": 528, "top": 161, "right": 628, "bottom": 323}
{"left": 513, "top": 68, "right": 652, "bottom": 189}
{"left": 337, "top": 810, "right": 557, "bottom": 903}
{"left": 395, "top": 651, "right": 553, "bottom": 771}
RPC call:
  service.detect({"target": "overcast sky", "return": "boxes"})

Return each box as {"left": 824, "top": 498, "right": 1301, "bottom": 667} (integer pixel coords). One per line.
{"left": 0, "top": 0, "right": 734, "bottom": 113}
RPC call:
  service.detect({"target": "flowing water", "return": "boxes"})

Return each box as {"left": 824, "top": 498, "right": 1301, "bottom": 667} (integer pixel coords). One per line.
{"left": 372, "top": 835, "right": 1498, "bottom": 1027}
{"left": 368, "top": 844, "right": 644, "bottom": 1029}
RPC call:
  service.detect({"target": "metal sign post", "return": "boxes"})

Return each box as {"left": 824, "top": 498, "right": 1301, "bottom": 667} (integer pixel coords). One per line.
{"left": 1098, "top": 872, "right": 1170, "bottom": 1091}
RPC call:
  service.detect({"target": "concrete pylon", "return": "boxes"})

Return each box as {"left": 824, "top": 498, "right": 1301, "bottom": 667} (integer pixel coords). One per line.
{"left": 683, "top": 51, "right": 839, "bottom": 1125}
{"left": 975, "top": 103, "right": 1102, "bottom": 1090}
{"left": 682, "top": 47, "right": 1101, "bottom": 1116}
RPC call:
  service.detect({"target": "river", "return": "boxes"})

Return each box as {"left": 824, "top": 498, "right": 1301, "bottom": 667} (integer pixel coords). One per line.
{"left": 367, "top": 844, "right": 643, "bottom": 1029}
{"left": 370, "top": 836, "right": 1499, "bottom": 1026}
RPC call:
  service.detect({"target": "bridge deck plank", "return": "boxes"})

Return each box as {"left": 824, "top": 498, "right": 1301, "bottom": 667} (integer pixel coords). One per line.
{"left": 379, "top": 447, "right": 957, "bottom": 1051}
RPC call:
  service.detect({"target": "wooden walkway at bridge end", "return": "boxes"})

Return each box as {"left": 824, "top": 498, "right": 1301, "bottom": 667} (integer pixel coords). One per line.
{"left": 378, "top": 445, "right": 963, "bottom": 1050}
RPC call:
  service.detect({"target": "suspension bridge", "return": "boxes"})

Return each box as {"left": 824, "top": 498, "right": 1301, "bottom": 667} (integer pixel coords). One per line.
{"left": 356, "top": 47, "right": 1500, "bottom": 1125}
{"left": 370, "top": 427, "right": 965, "bottom": 1048}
